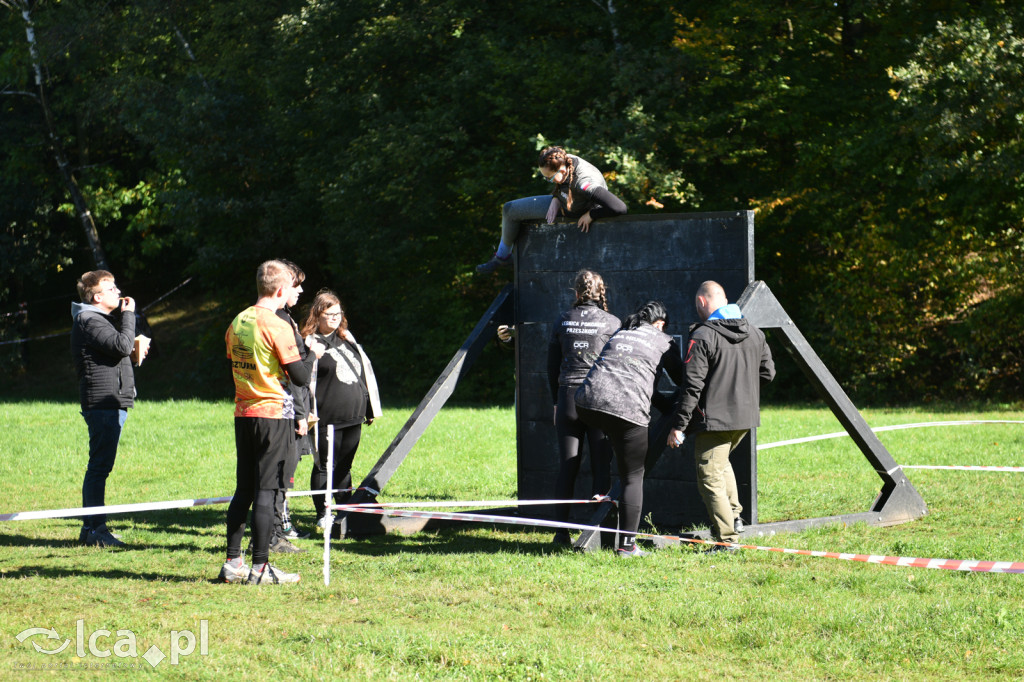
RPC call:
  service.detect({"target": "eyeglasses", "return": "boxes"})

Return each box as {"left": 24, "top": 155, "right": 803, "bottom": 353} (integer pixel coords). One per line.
{"left": 100, "top": 285, "right": 120, "bottom": 295}
{"left": 322, "top": 311, "right": 343, "bottom": 319}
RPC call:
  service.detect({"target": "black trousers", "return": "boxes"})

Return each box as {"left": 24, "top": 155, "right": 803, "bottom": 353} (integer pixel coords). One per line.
{"left": 575, "top": 406, "right": 648, "bottom": 550}
{"left": 310, "top": 422, "right": 363, "bottom": 518}
{"left": 227, "top": 417, "right": 290, "bottom": 565}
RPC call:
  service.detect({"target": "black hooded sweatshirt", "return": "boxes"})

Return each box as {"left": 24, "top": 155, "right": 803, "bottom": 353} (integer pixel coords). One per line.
{"left": 671, "top": 317, "right": 775, "bottom": 434}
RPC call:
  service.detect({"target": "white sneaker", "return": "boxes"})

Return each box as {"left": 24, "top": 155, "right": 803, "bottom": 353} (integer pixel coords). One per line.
{"left": 616, "top": 545, "right": 649, "bottom": 558}
{"left": 246, "top": 564, "right": 300, "bottom": 585}
{"left": 217, "top": 560, "right": 250, "bottom": 584}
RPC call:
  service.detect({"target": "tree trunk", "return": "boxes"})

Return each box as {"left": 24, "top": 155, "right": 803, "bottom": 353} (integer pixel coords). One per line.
{"left": 19, "top": 1, "right": 109, "bottom": 271}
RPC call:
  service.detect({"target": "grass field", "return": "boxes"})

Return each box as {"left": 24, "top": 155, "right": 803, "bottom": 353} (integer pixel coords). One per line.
{"left": 1, "top": 400, "right": 1023, "bottom": 679}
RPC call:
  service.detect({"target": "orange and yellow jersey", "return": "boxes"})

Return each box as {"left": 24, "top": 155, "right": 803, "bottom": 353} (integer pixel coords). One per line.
{"left": 226, "top": 306, "right": 302, "bottom": 419}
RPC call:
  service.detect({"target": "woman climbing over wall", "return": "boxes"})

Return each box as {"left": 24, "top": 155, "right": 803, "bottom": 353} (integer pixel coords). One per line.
{"left": 476, "top": 146, "right": 627, "bottom": 273}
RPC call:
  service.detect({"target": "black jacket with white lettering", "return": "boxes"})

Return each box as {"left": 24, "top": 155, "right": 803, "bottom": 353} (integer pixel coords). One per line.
{"left": 574, "top": 323, "right": 684, "bottom": 427}
{"left": 671, "top": 318, "right": 775, "bottom": 434}
{"left": 546, "top": 302, "right": 621, "bottom": 402}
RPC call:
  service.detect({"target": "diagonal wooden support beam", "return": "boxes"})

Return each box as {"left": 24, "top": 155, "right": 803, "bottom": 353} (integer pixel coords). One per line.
{"left": 342, "top": 285, "right": 515, "bottom": 536}
{"left": 737, "top": 281, "right": 927, "bottom": 525}
{"left": 572, "top": 482, "right": 619, "bottom": 552}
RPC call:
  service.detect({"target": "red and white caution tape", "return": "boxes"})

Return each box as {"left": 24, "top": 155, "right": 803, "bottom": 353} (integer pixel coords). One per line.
{"left": 336, "top": 496, "right": 612, "bottom": 510}
{"left": 667, "top": 538, "right": 1024, "bottom": 573}
{"left": 331, "top": 503, "right": 1024, "bottom": 574}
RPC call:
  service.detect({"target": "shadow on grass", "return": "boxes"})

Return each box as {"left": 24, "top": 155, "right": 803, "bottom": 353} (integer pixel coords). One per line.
{"left": 1, "top": 563, "right": 212, "bottom": 583}
{"left": 0, "top": 530, "right": 224, "bottom": 556}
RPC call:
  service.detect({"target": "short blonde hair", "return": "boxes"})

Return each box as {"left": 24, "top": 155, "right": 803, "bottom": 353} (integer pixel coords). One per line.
{"left": 256, "top": 260, "right": 293, "bottom": 297}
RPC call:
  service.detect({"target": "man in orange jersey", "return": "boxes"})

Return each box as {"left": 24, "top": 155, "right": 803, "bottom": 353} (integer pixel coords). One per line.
{"left": 219, "top": 260, "right": 324, "bottom": 585}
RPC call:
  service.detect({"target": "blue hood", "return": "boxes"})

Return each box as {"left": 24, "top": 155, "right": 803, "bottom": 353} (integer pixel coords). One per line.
{"left": 708, "top": 303, "right": 743, "bottom": 320}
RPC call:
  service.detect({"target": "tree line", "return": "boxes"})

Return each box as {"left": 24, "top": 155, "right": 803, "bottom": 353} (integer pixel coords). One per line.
{"left": 2, "top": 0, "right": 1021, "bottom": 402}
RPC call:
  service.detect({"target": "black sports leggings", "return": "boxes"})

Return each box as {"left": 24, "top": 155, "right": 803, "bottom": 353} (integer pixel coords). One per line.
{"left": 227, "top": 489, "right": 275, "bottom": 565}
{"left": 554, "top": 385, "right": 613, "bottom": 523}
{"left": 575, "top": 406, "right": 648, "bottom": 550}
{"left": 310, "top": 423, "right": 363, "bottom": 518}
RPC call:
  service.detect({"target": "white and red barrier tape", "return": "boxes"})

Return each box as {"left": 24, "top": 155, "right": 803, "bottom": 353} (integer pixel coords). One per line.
{"left": 0, "top": 487, "right": 377, "bottom": 522}
{"left": 330, "top": 503, "right": 1024, "bottom": 574}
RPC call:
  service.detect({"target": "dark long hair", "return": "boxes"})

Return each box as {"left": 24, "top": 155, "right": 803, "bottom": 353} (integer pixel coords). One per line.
{"left": 538, "top": 145, "right": 577, "bottom": 212}
{"left": 572, "top": 269, "right": 609, "bottom": 312}
{"left": 622, "top": 300, "right": 669, "bottom": 330}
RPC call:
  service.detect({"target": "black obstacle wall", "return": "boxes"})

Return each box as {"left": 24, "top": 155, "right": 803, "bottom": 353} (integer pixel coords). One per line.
{"left": 513, "top": 211, "right": 756, "bottom": 530}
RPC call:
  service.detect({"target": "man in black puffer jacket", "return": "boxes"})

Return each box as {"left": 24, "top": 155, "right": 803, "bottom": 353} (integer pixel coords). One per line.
{"left": 70, "top": 270, "right": 143, "bottom": 548}
{"left": 668, "top": 281, "right": 775, "bottom": 550}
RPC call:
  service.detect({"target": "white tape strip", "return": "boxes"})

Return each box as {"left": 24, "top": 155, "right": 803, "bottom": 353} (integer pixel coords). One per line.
{"left": 0, "top": 487, "right": 379, "bottom": 523}
{"left": 758, "top": 419, "right": 1024, "bottom": 451}
{"left": 901, "top": 465, "right": 1024, "bottom": 472}
{"left": 0, "top": 496, "right": 232, "bottom": 522}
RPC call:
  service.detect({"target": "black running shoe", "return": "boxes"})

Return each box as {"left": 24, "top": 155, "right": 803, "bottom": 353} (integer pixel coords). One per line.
{"left": 475, "top": 255, "right": 511, "bottom": 274}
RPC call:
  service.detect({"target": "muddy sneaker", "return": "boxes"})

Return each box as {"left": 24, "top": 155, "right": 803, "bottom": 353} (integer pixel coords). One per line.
{"left": 616, "top": 545, "right": 649, "bottom": 558}
{"left": 246, "top": 564, "right": 301, "bottom": 585}
{"left": 703, "top": 543, "right": 739, "bottom": 554}
{"left": 217, "top": 560, "right": 250, "bottom": 584}
{"left": 475, "top": 255, "right": 511, "bottom": 274}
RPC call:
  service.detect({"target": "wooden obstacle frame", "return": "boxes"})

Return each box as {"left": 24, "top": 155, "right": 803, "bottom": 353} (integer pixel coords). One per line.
{"left": 343, "top": 211, "right": 926, "bottom": 545}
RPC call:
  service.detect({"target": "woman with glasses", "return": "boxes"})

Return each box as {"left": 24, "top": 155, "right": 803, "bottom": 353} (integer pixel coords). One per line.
{"left": 300, "top": 289, "right": 382, "bottom": 530}
{"left": 476, "top": 146, "right": 627, "bottom": 273}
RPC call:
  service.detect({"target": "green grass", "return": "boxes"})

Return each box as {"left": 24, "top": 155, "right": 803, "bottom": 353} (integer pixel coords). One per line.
{"left": 2, "top": 401, "right": 1024, "bottom": 679}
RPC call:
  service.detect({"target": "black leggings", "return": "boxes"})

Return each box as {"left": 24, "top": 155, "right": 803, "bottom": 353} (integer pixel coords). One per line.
{"left": 310, "top": 422, "right": 362, "bottom": 518}
{"left": 554, "top": 386, "right": 613, "bottom": 524}
{"left": 575, "top": 406, "right": 648, "bottom": 550}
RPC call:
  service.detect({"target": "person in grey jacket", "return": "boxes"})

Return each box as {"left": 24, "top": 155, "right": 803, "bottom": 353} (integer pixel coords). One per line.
{"left": 70, "top": 270, "right": 146, "bottom": 547}
{"left": 667, "top": 281, "right": 775, "bottom": 550}
{"left": 476, "top": 146, "right": 627, "bottom": 273}
{"left": 575, "top": 300, "right": 684, "bottom": 557}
